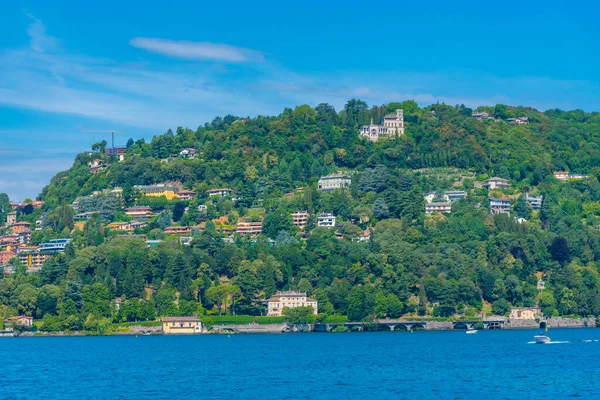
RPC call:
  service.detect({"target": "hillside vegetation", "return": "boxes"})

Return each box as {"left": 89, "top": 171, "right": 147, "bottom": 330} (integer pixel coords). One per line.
{"left": 2, "top": 100, "right": 600, "bottom": 331}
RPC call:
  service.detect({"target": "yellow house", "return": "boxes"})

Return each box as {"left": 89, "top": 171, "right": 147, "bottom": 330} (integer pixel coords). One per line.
{"left": 134, "top": 184, "right": 179, "bottom": 201}
{"left": 161, "top": 317, "right": 202, "bottom": 334}
{"left": 510, "top": 307, "right": 540, "bottom": 320}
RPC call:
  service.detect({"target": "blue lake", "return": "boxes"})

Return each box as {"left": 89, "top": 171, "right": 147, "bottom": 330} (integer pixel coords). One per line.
{"left": 2, "top": 329, "right": 600, "bottom": 399}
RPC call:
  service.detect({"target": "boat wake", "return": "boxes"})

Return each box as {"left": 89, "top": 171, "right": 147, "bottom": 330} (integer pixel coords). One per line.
{"left": 527, "top": 339, "right": 600, "bottom": 344}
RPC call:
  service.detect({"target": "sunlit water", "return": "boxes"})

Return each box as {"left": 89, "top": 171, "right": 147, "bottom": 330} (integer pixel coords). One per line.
{"left": 2, "top": 329, "right": 600, "bottom": 399}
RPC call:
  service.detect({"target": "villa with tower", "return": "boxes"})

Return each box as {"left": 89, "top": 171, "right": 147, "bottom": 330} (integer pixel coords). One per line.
{"left": 359, "top": 109, "right": 405, "bottom": 142}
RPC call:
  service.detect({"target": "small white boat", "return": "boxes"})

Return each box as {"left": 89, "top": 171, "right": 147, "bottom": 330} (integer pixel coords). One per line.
{"left": 466, "top": 329, "right": 478, "bottom": 334}
{"left": 534, "top": 334, "right": 551, "bottom": 344}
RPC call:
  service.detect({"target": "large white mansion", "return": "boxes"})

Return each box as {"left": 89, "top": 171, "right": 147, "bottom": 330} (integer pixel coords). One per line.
{"left": 360, "top": 109, "right": 405, "bottom": 142}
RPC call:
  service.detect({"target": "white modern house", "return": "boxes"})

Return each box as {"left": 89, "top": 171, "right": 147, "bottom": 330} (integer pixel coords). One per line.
{"left": 317, "top": 213, "right": 336, "bottom": 228}
{"left": 425, "top": 202, "right": 452, "bottom": 214}
{"left": 490, "top": 198, "right": 511, "bottom": 214}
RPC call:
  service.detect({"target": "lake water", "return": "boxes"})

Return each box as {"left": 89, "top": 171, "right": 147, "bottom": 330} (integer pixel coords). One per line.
{"left": 2, "top": 328, "right": 600, "bottom": 399}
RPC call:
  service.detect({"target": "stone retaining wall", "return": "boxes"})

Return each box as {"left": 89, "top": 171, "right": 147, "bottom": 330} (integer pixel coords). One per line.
{"left": 505, "top": 317, "right": 596, "bottom": 329}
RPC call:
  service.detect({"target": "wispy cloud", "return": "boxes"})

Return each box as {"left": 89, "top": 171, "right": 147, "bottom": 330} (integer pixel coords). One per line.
{"left": 130, "top": 37, "right": 265, "bottom": 63}
{"left": 25, "top": 12, "right": 59, "bottom": 53}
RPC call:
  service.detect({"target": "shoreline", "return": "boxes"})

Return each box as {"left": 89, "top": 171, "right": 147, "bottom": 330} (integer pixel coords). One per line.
{"left": 3, "top": 317, "right": 598, "bottom": 337}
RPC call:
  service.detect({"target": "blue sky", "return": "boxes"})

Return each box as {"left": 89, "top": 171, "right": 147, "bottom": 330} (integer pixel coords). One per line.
{"left": 1, "top": 0, "right": 599, "bottom": 201}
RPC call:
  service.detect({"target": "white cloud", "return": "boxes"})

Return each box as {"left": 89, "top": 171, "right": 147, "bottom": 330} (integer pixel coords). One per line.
{"left": 25, "top": 13, "right": 59, "bottom": 53}
{"left": 129, "top": 37, "right": 265, "bottom": 63}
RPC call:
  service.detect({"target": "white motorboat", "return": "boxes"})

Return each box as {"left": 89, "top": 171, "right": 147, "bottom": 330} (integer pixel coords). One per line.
{"left": 466, "top": 329, "right": 478, "bottom": 334}
{"left": 534, "top": 334, "right": 551, "bottom": 344}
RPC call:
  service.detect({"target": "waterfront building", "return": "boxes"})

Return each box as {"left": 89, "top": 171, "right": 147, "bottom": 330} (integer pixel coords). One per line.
{"left": 161, "top": 317, "right": 202, "bottom": 334}
{"left": 317, "top": 174, "right": 351, "bottom": 192}
{"left": 509, "top": 307, "right": 540, "bottom": 320}
{"left": 359, "top": 109, "right": 405, "bottom": 142}
{"left": 489, "top": 198, "right": 511, "bottom": 214}
{"left": 484, "top": 177, "right": 510, "bottom": 190}
{"left": 206, "top": 188, "right": 234, "bottom": 197}
{"left": 425, "top": 202, "right": 452, "bottom": 214}
{"left": 317, "top": 213, "right": 336, "bottom": 228}
{"left": 39, "top": 239, "right": 72, "bottom": 254}
{"left": 134, "top": 184, "right": 178, "bottom": 200}
{"left": 266, "top": 291, "right": 318, "bottom": 316}
{"left": 6, "top": 315, "right": 33, "bottom": 328}
{"left": 291, "top": 212, "right": 309, "bottom": 230}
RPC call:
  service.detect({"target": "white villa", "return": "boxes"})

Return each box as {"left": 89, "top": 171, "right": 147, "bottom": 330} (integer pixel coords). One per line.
{"left": 317, "top": 174, "right": 351, "bottom": 192}
{"left": 360, "top": 109, "right": 405, "bottom": 142}
{"left": 266, "top": 291, "right": 318, "bottom": 316}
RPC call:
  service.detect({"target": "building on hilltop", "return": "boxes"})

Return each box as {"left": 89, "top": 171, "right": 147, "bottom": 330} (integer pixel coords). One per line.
{"left": 525, "top": 194, "right": 543, "bottom": 211}
{"left": 553, "top": 171, "right": 569, "bottom": 181}
{"left": 134, "top": 184, "right": 179, "bottom": 200}
{"left": 16, "top": 246, "right": 52, "bottom": 271}
{"left": 484, "top": 177, "right": 510, "bottom": 190}
{"left": 317, "top": 213, "right": 336, "bottom": 228}
{"left": 445, "top": 191, "right": 467, "bottom": 202}
{"left": 6, "top": 211, "right": 17, "bottom": 226}
{"left": 206, "top": 188, "right": 234, "bottom": 197}
{"left": 359, "top": 109, "right": 405, "bottom": 142}
{"left": 508, "top": 117, "right": 529, "bottom": 125}
{"left": 425, "top": 202, "right": 452, "bottom": 214}
{"left": 125, "top": 206, "right": 153, "bottom": 220}
{"left": 179, "top": 148, "right": 196, "bottom": 158}
{"left": 236, "top": 219, "right": 263, "bottom": 236}
{"left": 489, "top": 198, "right": 511, "bottom": 215}
{"left": 266, "top": 291, "right": 318, "bottom": 316}
{"left": 161, "top": 317, "right": 202, "bottom": 334}
{"left": 0, "top": 250, "right": 15, "bottom": 265}
{"left": 569, "top": 173, "right": 589, "bottom": 180}
{"left": 471, "top": 111, "right": 493, "bottom": 120}
{"left": 39, "top": 239, "right": 72, "bottom": 254}
{"left": 317, "top": 174, "right": 351, "bottom": 192}
{"left": 12, "top": 222, "right": 31, "bottom": 234}
{"left": 291, "top": 212, "right": 309, "bottom": 230}
{"left": 177, "top": 190, "right": 197, "bottom": 201}
{"left": 164, "top": 226, "right": 193, "bottom": 235}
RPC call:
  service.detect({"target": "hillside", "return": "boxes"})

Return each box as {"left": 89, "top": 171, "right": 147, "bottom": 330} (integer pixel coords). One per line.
{"left": 2, "top": 99, "right": 600, "bottom": 332}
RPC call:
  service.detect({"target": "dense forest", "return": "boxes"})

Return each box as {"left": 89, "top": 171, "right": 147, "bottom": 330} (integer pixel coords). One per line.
{"left": 3, "top": 99, "right": 600, "bottom": 332}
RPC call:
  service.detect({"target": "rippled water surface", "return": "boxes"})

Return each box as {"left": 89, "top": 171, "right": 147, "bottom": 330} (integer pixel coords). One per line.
{"left": 2, "top": 328, "right": 600, "bottom": 399}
